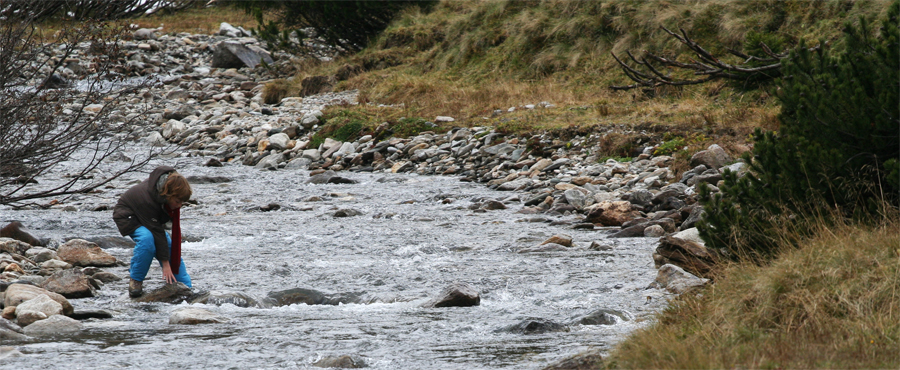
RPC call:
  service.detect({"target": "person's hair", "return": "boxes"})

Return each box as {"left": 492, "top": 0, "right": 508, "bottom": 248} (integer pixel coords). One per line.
{"left": 160, "top": 172, "right": 192, "bottom": 202}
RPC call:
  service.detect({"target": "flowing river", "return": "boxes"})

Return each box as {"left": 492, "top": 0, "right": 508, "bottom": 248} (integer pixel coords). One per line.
{"left": 1, "top": 148, "right": 671, "bottom": 369}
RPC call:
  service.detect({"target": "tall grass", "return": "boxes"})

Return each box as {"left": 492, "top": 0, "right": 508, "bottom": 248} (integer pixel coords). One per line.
{"left": 604, "top": 216, "right": 900, "bottom": 369}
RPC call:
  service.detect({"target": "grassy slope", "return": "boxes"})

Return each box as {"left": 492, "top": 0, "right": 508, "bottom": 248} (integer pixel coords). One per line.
{"left": 275, "top": 0, "right": 888, "bottom": 161}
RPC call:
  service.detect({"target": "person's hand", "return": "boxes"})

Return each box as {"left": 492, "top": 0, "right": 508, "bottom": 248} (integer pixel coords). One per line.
{"left": 161, "top": 261, "right": 176, "bottom": 284}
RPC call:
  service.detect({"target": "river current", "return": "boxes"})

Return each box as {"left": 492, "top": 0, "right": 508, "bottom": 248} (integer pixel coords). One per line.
{"left": 1, "top": 148, "right": 671, "bottom": 369}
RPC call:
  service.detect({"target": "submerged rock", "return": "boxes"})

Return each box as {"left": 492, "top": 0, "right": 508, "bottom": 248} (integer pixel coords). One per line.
{"left": 265, "top": 287, "right": 362, "bottom": 307}
{"left": 497, "top": 318, "right": 569, "bottom": 335}
{"left": 132, "top": 282, "right": 195, "bottom": 304}
{"left": 422, "top": 282, "right": 480, "bottom": 308}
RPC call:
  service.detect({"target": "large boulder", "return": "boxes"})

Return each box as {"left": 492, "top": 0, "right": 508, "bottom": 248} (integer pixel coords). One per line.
{"left": 41, "top": 269, "right": 96, "bottom": 299}
{"left": 57, "top": 239, "right": 118, "bottom": 267}
{"left": 690, "top": 144, "right": 731, "bottom": 170}
{"left": 14, "top": 294, "right": 63, "bottom": 327}
{"left": 584, "top": 201, "right": 641, "bottom": 226}
{"left": 4, "top": 284, "right": 73, "bottom": 316}
{"left": 655, "top": 228, "right": 720, "bottom": 278}
{"left": 422, "top": 282, "right": 480, "bottom": 308}
{"left": 211, "top": 40, "right": 274, "bottom": 69}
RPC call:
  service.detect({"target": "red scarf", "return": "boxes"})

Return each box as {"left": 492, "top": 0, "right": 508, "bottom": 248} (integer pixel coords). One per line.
{"left": 165, "top": 205, "right": 182, "bottom": 275}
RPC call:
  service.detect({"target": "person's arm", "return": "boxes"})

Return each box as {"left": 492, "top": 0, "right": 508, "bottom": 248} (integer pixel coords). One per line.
{"left": 160, "top": 260, "right": 176, "bottom": 284}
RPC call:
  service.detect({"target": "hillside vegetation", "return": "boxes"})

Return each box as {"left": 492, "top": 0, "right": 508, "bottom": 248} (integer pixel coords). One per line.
{"left": 277, "top": 0, "right": 889, "bottom": 151}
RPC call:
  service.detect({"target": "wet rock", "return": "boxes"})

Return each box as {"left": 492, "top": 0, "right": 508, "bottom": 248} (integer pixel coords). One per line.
{"left": 541, "top": 234, "right": 573, "bottom": 248}
{"left": 652, "top": 264, "right": 709, "bottom": 294}
{"left": 422, "top": 282, "right": 480, "bottom": 308}
{"left": 185, "top": 175, "right": 232, "bottom": 184}
{"left": 57, "top": 239, "right": 118, "bottom": 267}
{"left": 41, "top": 269, "right": 96, "bottom": 299}
{"left": 205, "top": 158, "right": 224, "bottom": 167}
{"left": 518, "top": 243, "right": 569, "bottom": 253}
{"left": 333, "top": 209, "right": 363, "bottom": 217}
{"left": 1, "top": 222, "right": 42, "bottom": 247}
{"left": 313, "top": 355, "right": 367, "bottom": 368}
{"left": 481, "top": 200, "right": 506, "bottom": 210}
{"left": 169, "top": 307, "right": 229, "bottom": 325}
{"left": 307, "top": 170, "right": 338, "bottom": 184}
{"left": 0, "top": 319, "right": 25, "bottom": 340}
{"left": 588, "top": 241, "right": 613, "bottom": 251}
{"left": 4, "top": 284, "right": 73, "bottom": 316}
{"left": 132, "top": 282, "right": 194, "bottom": 304}
{"left": 190, "top": 291, "right": 263, "bottom": 308}
{"left": 498, "top": 318, "right": 568, "bottom": 335}
{"left": 265, "top": 288, "right": 362, "bottom": 306}
{"left": 69, "top": 309, "right": 115, "bottom": 320}
{"left": 22, "top": 314, "right": 82, "bottom": 336}
{"left": 576, "top": 309, "right": 630, "bottom": 326}
{"left": 14, "top": 294, "right": 63, "bottom": 327}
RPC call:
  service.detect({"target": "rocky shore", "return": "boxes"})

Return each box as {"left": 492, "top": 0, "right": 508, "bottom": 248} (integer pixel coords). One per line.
{"left": 1, "top": 23, "right": 739, "bottom": 355}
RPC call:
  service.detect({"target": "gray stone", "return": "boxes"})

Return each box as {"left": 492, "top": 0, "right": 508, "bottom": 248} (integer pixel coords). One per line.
{"left": 22, "top": 314, "right": 82, "bottom": 336}
{"left": 41, "top": 269, "right": 96, "bottom": 299}
{"left": 422, "top": 282, "right": 480, "bottom": 308}
{"left": 4, "top": 284, "right": 73, "bottom": 316}
{"left": 653, "top": 264, "right": 709, "bottom": 294}
{"left": 14, "top": 294, "right": 62, "bottom": 327}
{"left": 169, "top": 307, "right": 229, "bottom": 325}
{"left": 211, "top": 41, "right": 274, "bottom": 69}
{"left": 313, "top": 355, "right": 367, "bottom": 368}
{"left": 690, "top": 144, "right": 731, "bottom": 169}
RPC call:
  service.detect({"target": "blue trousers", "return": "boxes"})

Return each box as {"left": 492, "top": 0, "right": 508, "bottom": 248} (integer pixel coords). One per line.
{"left": 129, "top": 226, "right": 191, "bottom": 288}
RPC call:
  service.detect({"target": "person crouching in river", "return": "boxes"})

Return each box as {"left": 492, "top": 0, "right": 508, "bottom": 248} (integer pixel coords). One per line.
{"left": 113, "top": 166, "right": 192, "bottom": 298}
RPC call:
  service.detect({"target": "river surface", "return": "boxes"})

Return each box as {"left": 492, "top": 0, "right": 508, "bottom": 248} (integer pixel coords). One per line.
{"left": 1, "top": 147, "right": 671, "bottom": 369}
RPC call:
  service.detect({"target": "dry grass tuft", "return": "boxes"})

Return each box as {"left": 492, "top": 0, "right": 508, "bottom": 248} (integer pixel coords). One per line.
{"left": 605, "top": 216, "right": 900, "bottom": 369}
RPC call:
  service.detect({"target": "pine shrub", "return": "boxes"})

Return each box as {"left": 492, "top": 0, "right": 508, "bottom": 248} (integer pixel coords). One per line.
{"left": 698, "top": 1, "right": 900, "bottom": 259}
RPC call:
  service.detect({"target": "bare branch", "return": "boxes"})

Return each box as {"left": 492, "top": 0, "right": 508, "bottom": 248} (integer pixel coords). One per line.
{"left": 610, "top": 25, "right": 808, "bottom": 91}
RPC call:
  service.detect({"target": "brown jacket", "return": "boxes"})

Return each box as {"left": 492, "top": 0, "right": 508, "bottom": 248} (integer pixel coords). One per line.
{"left": 113, "top": 166, "right": 175, "bottom": 261}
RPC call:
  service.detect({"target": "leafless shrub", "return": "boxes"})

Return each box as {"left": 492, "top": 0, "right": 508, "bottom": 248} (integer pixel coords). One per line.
{"left": 0, "top": 6, "right": 161, "bottom": 207}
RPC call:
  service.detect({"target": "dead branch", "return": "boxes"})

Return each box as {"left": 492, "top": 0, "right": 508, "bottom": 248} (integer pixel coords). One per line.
{"left": 610, "top": 26, "right": 799, "bottom": 91}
